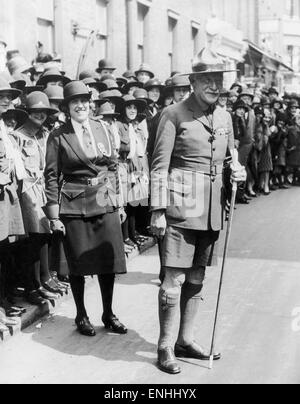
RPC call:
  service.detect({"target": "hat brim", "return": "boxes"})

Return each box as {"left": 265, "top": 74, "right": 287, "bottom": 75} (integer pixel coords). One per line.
{"left": 24, "top": 86, "right": 44, "bottom": 95}
{"left": 37, "top": 75, "right": 71, "bottom": 87}
{"left": 60, "top": 93, "right": 92, "bottom": 110}
{"left": 181, "top": 69, "right": 238, "bottom": 76}
{"left": 10, "top": 80, "right": 27, "bottom": 91}
{"left": 124, "top": 99, "right": 147, "bottom": 113}
{"left": 2, "top": 109, "right": 28, "bottom": 125}
{"left": 96, "top": 67, "right": 116, "bottom": 73}
{"left": 122, "top": 82, "right": 144, "bottom": 94}
{"left": 27, "top": 107, "right": 58, "bottom": 115}
{"left": 0, "top": 87, "right": 22, "bottom": 100}
{"left": 99, "top": 112, "right": 120, "bottom": 118}
{"left": 135, "top": 71, "right": 155, "bottom": 79}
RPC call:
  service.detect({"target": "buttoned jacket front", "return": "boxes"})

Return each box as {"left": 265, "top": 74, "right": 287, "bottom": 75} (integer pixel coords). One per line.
{"left": 151, "top": 93, "right": 234, "bottom": 231}
{"left": 44, "top": 117, "right": 121, "bottom": 218}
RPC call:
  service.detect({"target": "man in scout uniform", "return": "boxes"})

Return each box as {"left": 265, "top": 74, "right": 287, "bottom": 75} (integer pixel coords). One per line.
{"left": 150, "top": 48, "right": 246, "bottom": 375}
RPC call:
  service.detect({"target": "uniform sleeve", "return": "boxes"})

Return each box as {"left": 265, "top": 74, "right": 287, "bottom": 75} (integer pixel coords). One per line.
{"left": 44, "top": 130, "right": 62, "bottom": 210}
{"left": 226, "top": 112, "right": 235, "bottom": 151}
{"left": 150, "top": 107, "right": 177, "bottom": 211}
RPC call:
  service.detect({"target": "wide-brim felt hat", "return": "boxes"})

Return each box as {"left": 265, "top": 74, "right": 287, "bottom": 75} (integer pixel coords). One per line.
{"left": 116, "top": 77, "right": 128, "bottom": 88}
{"left": 79, "top": 69, "right": 99, "bottom": 81}
{"left": 24, "top": 86, "right": 44, "bottom": 95}
{"left": 135, "top": 63, "right": 155, "bottom": 79}
{"left": 44, "top": 85, "right": 64, "bottom": 102}
{"left": 0, "top": 72, "right": 27, "bottom": 92}
{"left": 123, "top": 70, "right": 136, "bottom": 80}
{"left": 233, "top": 100, "right": 250, "bottom": 112}
{"left": 0, "top": 77, "right": 22, "bottom": 100}
{"left": 60, "top": 81, "right": 91, "bottom": 109}
{"left": 25, "top": 91, "right": 58, "bottom": 115}
{"left": 82, "top": 78, "right": 107, "bottom": 93}
{"left": 182, "top": 48, "right": 237, "bottom": 76}
{"left": 102, "top": 79, "right": 119, "bottom": 91}
{"left": 219, "top": 88, "right": 230, "bottom": 97}
{"left": 144, "top": 78, "right": 165, "bottom": 90}
{"left": 2, "top": 105, "right": 28, "bottom": 126}
{"left": 122, "top": 80, "right": 143, "bottom": 94}
{"left": 97, "top": 102, "right": 120, "bottom": 118}
{"left": 133, "top": 88, "right": 152, "bottom": 105}
{"left": 122, "top": 95, "right": 147, "bottom": 114}
{"left": 238, "top": 89, "right": 254, "bottom": 100}
{"left": 168, "top": 74, "right": 191, "bottom": 89}
{"left": 37, "top": 68, "right": 71, "bottom": 87}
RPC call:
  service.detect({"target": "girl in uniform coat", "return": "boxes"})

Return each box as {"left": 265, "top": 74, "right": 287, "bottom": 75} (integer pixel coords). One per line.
{"left": 117, "top": 95, "right": 148, "bottom": 249}
{"left": 14, "top": 91, "right": 60, "bottom": 305}
{"left": 287, "top": 114, "right": 300, "bottom": 185}
{"left": 0, "top": 79, "right": 25, "bottom": 330}
{"left": 44, "top": 81, "right": 127, "bottom": 337}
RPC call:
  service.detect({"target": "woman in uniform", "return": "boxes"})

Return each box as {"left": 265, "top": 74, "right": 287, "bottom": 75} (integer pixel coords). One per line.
{"left": 14, "top": 91, "right": 62, "bottom": 305}
{"left": 44, "top": 81, "right": 128, "bottom": 337}
{"left": 0, "top": 79, "right": 25, "bottom": 330}
{"left": 117, "top": 95, "right": 149, "bottom": 250}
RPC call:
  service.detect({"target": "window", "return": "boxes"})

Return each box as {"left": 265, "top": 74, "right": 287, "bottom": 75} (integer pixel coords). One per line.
{"left": 285, "top": 0, "right": 294, "bottom": 17}
{"left": 36, "top": 0, "right": 54, "bottom": 53}
{"left": 137, "top": 2, "right": 148, "bottom": 65}
{"left": 37, "top": 19, "right": 54, "bottom": 54}
{"left": 96, "top": 0, "right": 108, "bottom": 59}
{"left": 168, "top": 17, "right": 177, "bottom": 73}
{"left": 191, "top": 23, "right": 200, "bottom": 57}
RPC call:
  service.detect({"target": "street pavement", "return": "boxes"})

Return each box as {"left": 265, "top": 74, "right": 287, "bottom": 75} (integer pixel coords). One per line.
{"left": 1, "top": 187, "right": 300, "bottom": 384}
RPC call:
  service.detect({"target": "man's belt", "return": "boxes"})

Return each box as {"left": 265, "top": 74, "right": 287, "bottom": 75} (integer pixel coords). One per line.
{"left": 170, "top": 159, "right": 223, "bottom": 176}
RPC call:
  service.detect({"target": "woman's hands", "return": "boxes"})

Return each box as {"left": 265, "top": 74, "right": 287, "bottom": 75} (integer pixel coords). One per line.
{"left": 50, "top": 219, "right": 66, "bottom": 236}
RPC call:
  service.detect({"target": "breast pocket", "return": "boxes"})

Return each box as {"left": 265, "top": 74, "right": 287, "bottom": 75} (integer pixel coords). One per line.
{"left": 23, "top": 147, "right": 38, "bottom": 169}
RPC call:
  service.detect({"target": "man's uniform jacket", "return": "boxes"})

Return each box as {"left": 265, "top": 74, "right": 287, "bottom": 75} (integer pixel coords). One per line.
{"left": 151, "top": 93, "right": 234, "bottom": 232}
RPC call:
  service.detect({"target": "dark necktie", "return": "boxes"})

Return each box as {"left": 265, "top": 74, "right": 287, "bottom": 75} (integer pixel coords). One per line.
{"left": 82, "top": 125, "right": 96, "bottom": 160}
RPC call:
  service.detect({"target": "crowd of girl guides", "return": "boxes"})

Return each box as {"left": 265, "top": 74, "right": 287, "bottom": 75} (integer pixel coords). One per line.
{"left": 0, "top": 49, "right": 300, "bottom": 332}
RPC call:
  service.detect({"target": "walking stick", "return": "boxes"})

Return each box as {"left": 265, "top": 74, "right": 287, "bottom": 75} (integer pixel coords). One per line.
{"left": 209, "top": 152, "right": 238, "bottom": 370}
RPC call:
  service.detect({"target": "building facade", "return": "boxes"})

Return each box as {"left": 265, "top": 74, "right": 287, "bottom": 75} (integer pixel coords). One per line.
{"left": 259, "top": 0, "right": 300, "bottom": 91}
{"left": 0, "top": 0, "right": 259, "bottom": 84}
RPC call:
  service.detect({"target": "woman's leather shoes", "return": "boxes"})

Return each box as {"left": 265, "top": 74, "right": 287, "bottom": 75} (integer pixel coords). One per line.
{"left": 157, "top": 347, "right": 181, "bottom": 375}
{"left": 75, "top": 317, "right": 96, "bottom": 337}
{"left": 26, "top": 290, "right": 48, "bottom": 306}
{"left": 175, "top": 342, "right": 221, "bottom": 361}
{"left": 102, "top": 315, "right": 128, "bottom": 334}
{"left": 42, "top": 279, "right": 64, "bottom": 296}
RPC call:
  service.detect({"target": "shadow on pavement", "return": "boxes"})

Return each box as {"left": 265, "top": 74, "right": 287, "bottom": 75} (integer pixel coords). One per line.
{"left": 116, "top": 271, "right": 160, "bottom": 286}
{"left": 23, "top": 315, "right": 157, "bottom": 366}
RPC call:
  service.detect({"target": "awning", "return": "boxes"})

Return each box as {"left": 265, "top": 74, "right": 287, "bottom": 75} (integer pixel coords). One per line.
{"left": 246, "top": 40, "right": 293, "bottom": 72}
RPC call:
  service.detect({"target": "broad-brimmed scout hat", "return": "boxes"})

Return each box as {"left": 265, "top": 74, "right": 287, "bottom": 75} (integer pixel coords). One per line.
{"left": 2, "top": 105, "right": 28, "bottom": 126}
{"left": 182, "top": 48, "right": 237, "bottom": 76}
{"left": 0, "top": 77, "right": 22, "bottom": 100}
{"left": 98, "top": 102, "right": 120, "bottom": 119}
{"left": 25, "top": 92, "right": 58, "bottom": 115}
{"left": 60, "top": 81, "right": 91, "bottom": 109}
{"left": 135, "top": 63, "right": 155, "bottom": 79}
{"left": 82, "top": 77, "right": 107, "bottom": 93}
{"left": 122, "top": 95, "right": 147, "bottom": 114}
{"left": 37, "top": 68, "right": 71, "bottom": 87}
{"left": 44, "top": 85, "right": 64, "bottom": 103}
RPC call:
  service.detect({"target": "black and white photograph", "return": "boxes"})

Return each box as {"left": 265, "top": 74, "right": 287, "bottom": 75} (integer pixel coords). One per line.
{"left": 0, "top": 0, "right": 300, "bottom": 387}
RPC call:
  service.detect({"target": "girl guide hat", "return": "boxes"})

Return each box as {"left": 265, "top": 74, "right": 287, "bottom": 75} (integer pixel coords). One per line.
{"left": 122, "top": 95, "right": 147, "bottom": 114}
{"left": 182, "top": 47, "right": 237, "bottom": 76}
{"left": 60, "top": 81, "right": 91, "bottom": 109}
{"left": 25, "top": 92, "right": 58, "bottom": 115}
{"left": 0, "top": 77, "right": 22, "bottom": 100}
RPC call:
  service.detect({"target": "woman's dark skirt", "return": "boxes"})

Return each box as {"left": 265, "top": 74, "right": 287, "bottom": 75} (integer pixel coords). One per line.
{"left": 62, "top": 211, "right": 127, "bottom": 277}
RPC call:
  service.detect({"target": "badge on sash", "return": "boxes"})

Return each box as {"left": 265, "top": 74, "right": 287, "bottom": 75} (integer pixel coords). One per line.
{"left": 98, "top": 142, "right": 109, "bottom": 157}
